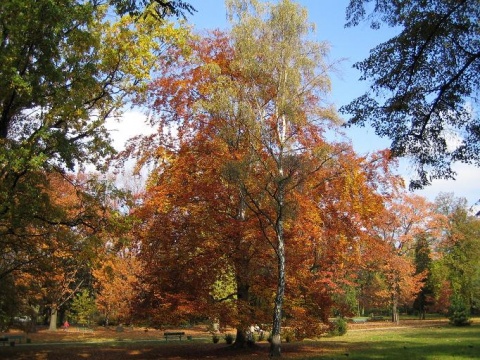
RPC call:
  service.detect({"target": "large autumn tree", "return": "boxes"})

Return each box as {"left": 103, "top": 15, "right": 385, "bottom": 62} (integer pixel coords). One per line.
{"left": 128, "top": 0, "right": 405, "bottom": 357}
{"left": 93, "top": 251, "right": 142, "bottom": 326}
{"left": 341, "top": 0, "right": 480, "bottom": 189}
{"left": 128, "top": 30, "right": 274, "bottom": 343}
{"left": 221, "top": 1, "right": 391, "bottom": 355}
{"left": 367, "top": 193, "right": 446, "bottom": 323}
{"left": 4, "top": 172, "right": 111, "bottom": 331}
{"left": 0, "top": 0, "right": 190, "bottom": 294}
{"left": 224, "top": 0, "right": 334, "bottom": 354}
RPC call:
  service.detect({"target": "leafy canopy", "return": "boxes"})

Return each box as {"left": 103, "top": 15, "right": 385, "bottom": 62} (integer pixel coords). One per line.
{"left": 0, "top": 0, "right": 190, "bottom": 281}
{"left": 341, "top": 0, "right": 480, "bottom": 189}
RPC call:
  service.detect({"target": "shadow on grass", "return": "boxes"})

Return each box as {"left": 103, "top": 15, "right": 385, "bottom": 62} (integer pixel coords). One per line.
{"left": 0, "top": 342, "right": 272, "bottom": 360}
{"left": 303, "top": 323, "right": 480, "bottom": 359}
{"left": 326, "top": 341, "right": 479, "bottom": 360}
{"left": 1, "top": 324, "right": 479, "bottom": 359}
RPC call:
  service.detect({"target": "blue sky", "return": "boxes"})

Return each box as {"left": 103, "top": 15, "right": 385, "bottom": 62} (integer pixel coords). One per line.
{"left": 177, "top": 0, "right": 480, "bottom": 207}
{"left": 185, "top": 0, "right": 396, "bottom": 123}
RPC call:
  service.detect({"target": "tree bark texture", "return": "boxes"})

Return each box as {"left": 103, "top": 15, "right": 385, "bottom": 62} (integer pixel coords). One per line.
{"left": 49, "top": 307, "right": 58, "bottom": 331}
{"left": 270, "top": 222, "right": 286, "bottom": 357}
{"left": 391, "top": 294, "right": 399, "bottom": 324}
{"left": 234, "top": 281, "right": 250, "bottom": 348}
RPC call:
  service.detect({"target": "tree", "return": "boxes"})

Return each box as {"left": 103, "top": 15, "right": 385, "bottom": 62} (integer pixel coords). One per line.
{"left": 71, "top": 289, "right": 97, "bottom": 327}
{"left": 129, "top": 2, "right": 406, "bottom": 357}
{"left": 0, "top": 0, "right": 184, "bottom": 167}
{"left": 370, "top": 193, "right": 445, "bottom": 323}
{"left": 341, "top": 0, "right": 480, "bottom": 189}
{"left": 93, "top": 252, "right": 142, "bottom": 326}
{"left": 125, "top": 27, "right": 277, "bottom": 346}
{"left": 224, "top": 0, "right": 345, "bottom": 355}
{"left": 0, "top": 0, "right": 190, "bottom": 283}
{"left": 435, "top": 193, "right": 480, "bottom": 315}
{"left": 5, "top": 172, "right": 110, "bottom": 331}
{"left": 413, "top": 234, "right": 435, "bottom": 319}
{"left": 280, "top": 148, "right": 400, "bottom": 335}
{"left": 0, "top": 274, "right": 17, "bottom": 331}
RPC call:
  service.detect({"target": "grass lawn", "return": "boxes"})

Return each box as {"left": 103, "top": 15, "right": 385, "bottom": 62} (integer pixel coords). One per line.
{"left": 0, "top": 319, "right": 478, "bottom": 359}
{"left": 312, "top": 322, "right": 480, "bottom": 359}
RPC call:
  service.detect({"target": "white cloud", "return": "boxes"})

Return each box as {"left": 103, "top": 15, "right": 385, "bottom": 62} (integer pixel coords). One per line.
{"left": 105, "top": 110, "right": 155, "bottom": 152}
{"left": 413, "top": 162, "right": 480, "bottom": 206}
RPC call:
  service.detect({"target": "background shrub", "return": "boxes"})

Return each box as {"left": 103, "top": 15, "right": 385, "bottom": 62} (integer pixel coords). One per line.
{"left": 448, "top": 297, "right": 472, "bottom": 326}
{"left": 329, "top": 317, "right": 348, "bottom": 336}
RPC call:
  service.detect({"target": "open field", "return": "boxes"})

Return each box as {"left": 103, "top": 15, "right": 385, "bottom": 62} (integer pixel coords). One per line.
{"left": 0, "top": 318, "right": 479, "bottom": 359}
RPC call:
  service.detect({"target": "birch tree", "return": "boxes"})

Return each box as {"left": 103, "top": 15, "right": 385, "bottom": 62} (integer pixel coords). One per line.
{"left": 225, "top": 0, "right": 339, "bottom": 355}
{"left": 132, "top": 2, "right": 402, "bottom": 356}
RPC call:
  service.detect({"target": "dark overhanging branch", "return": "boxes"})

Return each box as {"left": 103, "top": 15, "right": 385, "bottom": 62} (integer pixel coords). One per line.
{"left": 401, "top": 0, "right": 468, "bottom": 92}
{"left": 410, "top": 54, "right": 477, "bottom": 140}
{"left": 0, "top": 254, "right": 47, "bottom": 281}
{"left": 32, "top": 214, "right": 99, "bottom": 233}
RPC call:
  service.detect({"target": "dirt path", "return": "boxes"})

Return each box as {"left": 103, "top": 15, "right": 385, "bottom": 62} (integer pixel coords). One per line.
{"left": 348, "top": 318, "right": 449, "bottom": 332}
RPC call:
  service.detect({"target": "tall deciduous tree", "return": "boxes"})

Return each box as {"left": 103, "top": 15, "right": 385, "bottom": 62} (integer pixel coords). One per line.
{"left": 434, "top": 193, "right": 480, "bottom": 315}
{"left": 6, "top": 172, "right": 109, "bottom": 331}
{"left": 341, "top": 0, "right": 480, "bottom": 189}
{"left": 93, "top": 251, "right": 142, "bottom": 326}
{"left": 130, "top": 2, "right": 407, "bottom": 357}
{"left": 223, "top": 0, "right": 349, "bottom": 354}
{"left": 371, "top": 193, "right": 445, "bottom": 323}
{"left": 0, "top": 0, "right": 190, "bottom": 283}
{"left": 127, "top": 29, "right": 273, "bottom": 344}
{"left": 71, "top": 289, "right": 97, "bottom": 327}
{"left": 413, "top": 234, "right": 434, "bottom": 319}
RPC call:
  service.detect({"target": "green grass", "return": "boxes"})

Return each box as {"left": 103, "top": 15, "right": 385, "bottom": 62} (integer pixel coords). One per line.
{"left": 299, "top": 322, "right": 480, "bottom": 359}
{"left": 1, "top": 321, "right": 479, "bottom": 359}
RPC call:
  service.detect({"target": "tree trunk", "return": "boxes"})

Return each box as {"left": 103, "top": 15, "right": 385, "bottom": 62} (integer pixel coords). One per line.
{"left": 391, "top": 295, "right": 399, "bottom": 324}
{"left": 234, "top": 328, "right": 248, "bottom": 348}
{"left": 269, "top": 227, "right": 286, "bottom": 357}
{"left": 269, "top": 156, "right": 286, "bottom": 358}
{"left": 233, "top": 190, "right": 252, "bottom": 349}
{"left": 49, "top": 307, "right": 58, "bottom": 331}
{"left": 234, "top": 277, "right": 251, "bottom": 348}
{"left": 270, "top": 332, "right": 282, "bottom": 357}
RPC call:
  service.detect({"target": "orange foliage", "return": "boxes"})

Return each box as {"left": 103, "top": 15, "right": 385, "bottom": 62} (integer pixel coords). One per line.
{"left": 126, "top": 30, "right": 428, "bottom": 335}
{"left": 93, "top": 253, "right": 141, "bottom": 325}
{"left": 10, "top": 171, "right": 112, "bottom": 329}
{"left": 360, "top": 193, "right": 447, "bottom": 316}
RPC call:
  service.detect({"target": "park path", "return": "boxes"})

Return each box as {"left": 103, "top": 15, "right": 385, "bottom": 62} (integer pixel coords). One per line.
{"left": 348, "top": 319, "right": 449, "bottom": 332}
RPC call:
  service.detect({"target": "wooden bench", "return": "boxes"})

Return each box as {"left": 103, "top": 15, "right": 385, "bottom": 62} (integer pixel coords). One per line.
{"left": 8, "top": 335, "right": 24, "bottom": 343}
{"left": 351, "top": 317, "right": 368, "bottom": 323}
{"left": 164, "top": 331, "right": 185, "bottom": 341}
{"left": 0, "top": 335, "right": 24, "bottom": 346}
{"left": 75, "top": 327, "right": 94, "bottom": 333}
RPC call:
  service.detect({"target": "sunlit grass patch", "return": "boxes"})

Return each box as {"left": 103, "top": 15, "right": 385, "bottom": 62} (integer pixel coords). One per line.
{"left": 1, "top": 321, "right": 479, "bottom": 359}
{"left": 304, "top": 320, "right": 480, "bottom": 359}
